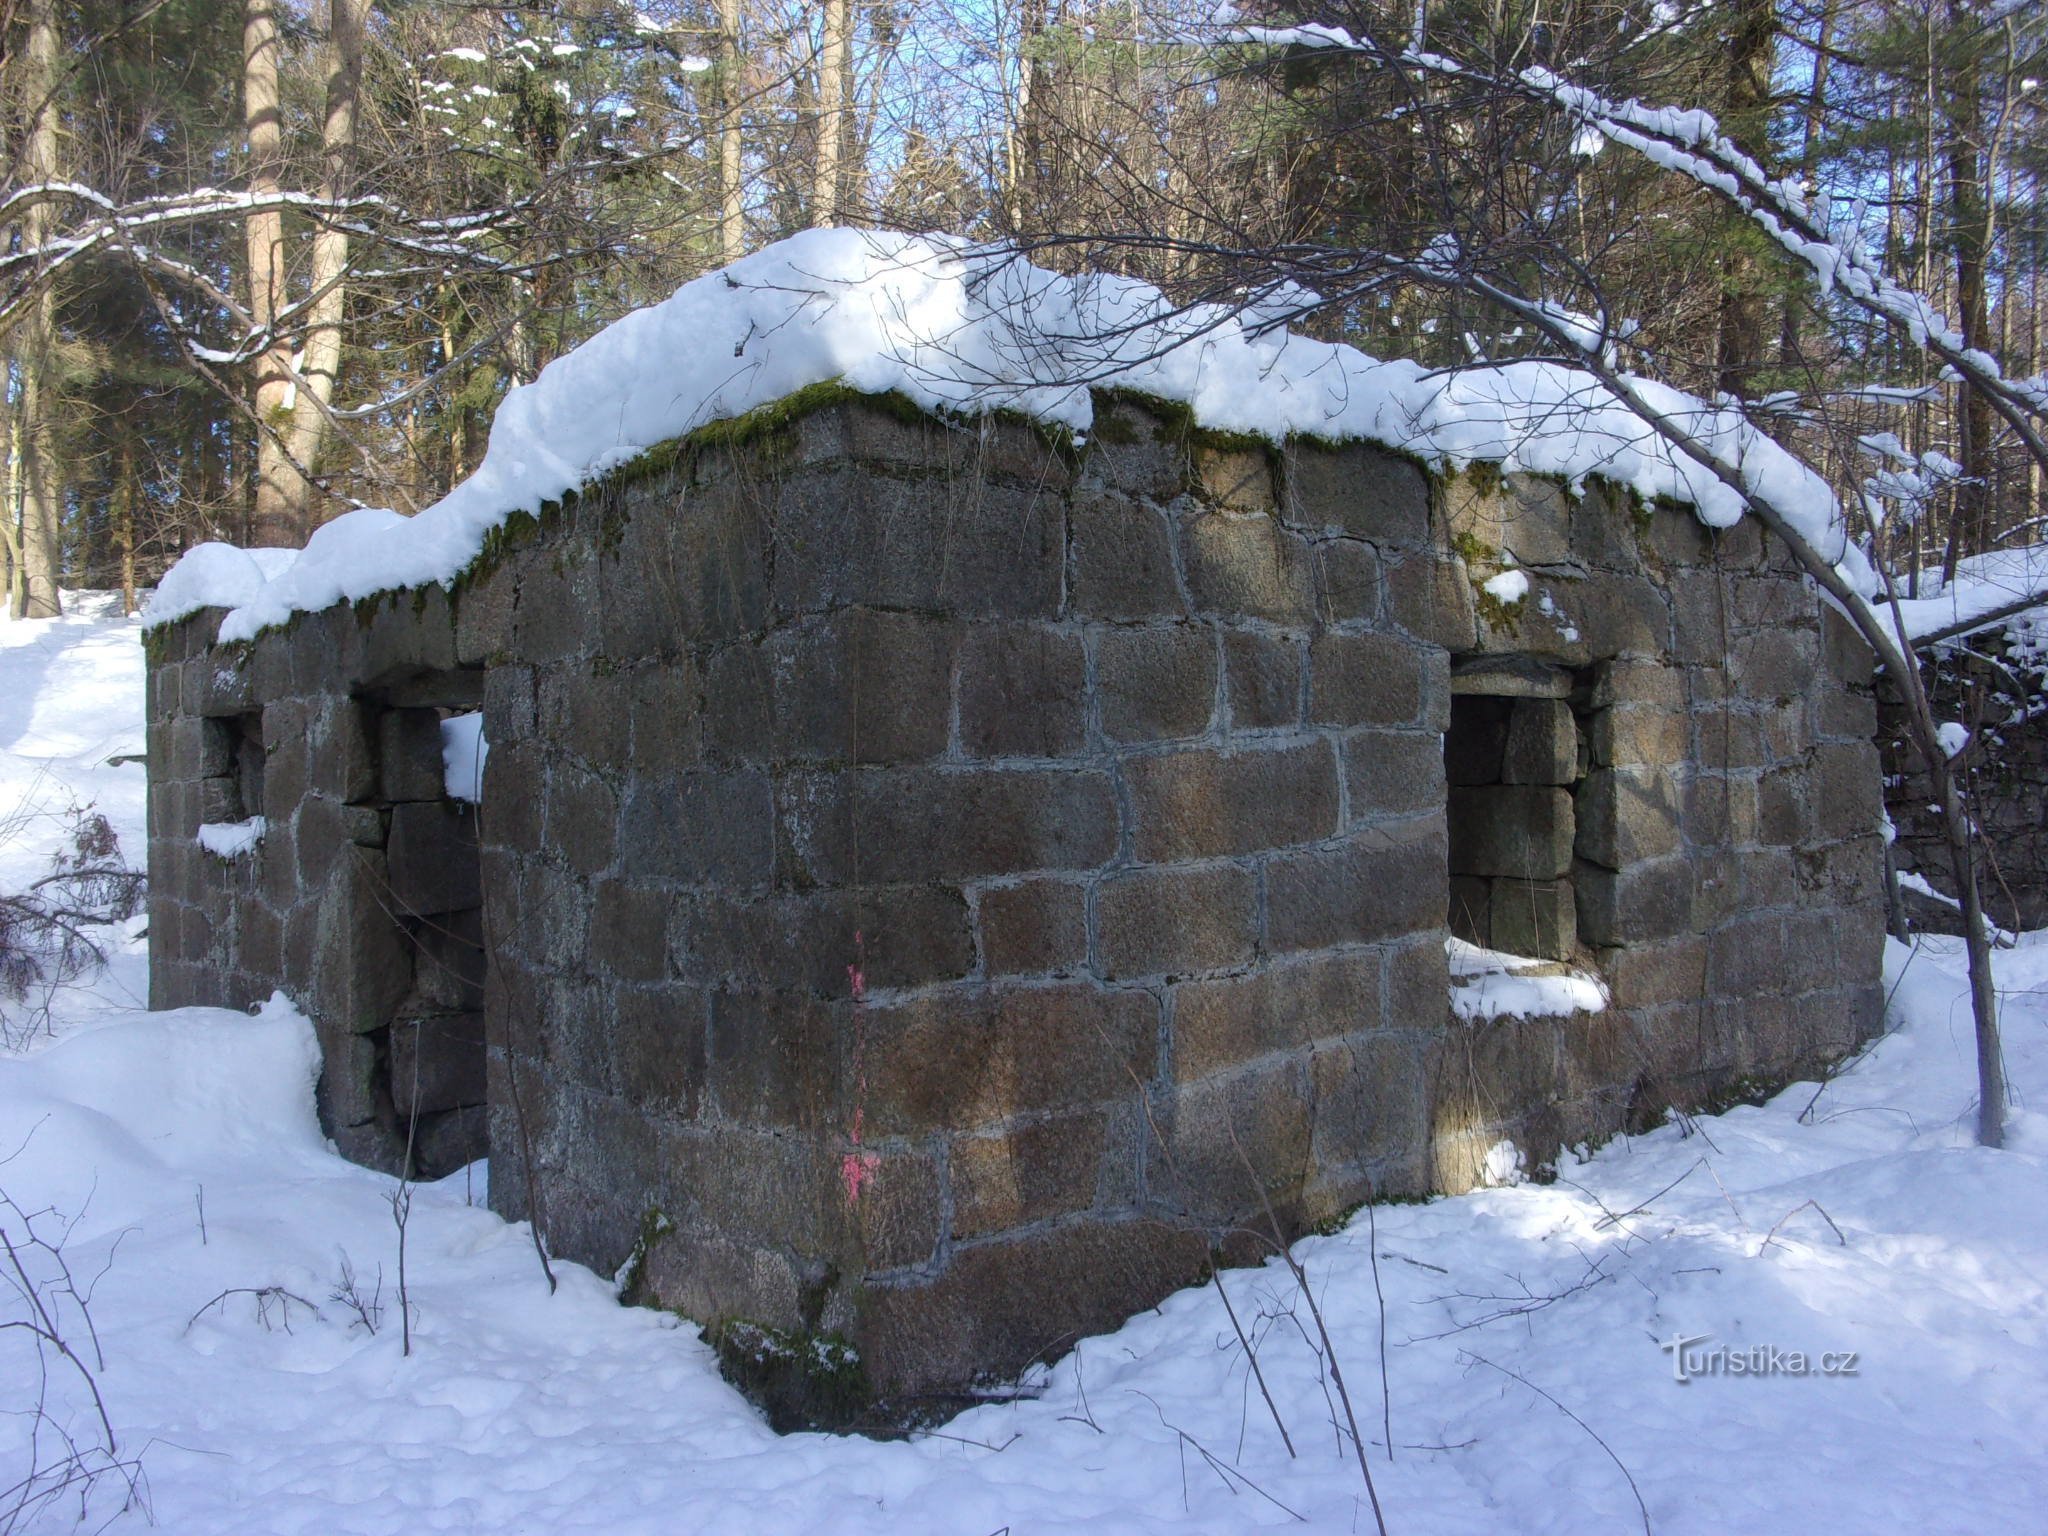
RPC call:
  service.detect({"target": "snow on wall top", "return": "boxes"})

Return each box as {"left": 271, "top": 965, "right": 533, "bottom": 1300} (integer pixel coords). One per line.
{"left": 149, "top": 228, "right": 1860, "bottom": 641}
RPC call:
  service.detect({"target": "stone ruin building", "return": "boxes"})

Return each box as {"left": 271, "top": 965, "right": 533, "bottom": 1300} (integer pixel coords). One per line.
{"left": 1881, "top": 627, "right": 2048, "bottom": 935}
{"left": 145, "top": 384, "right": 1888, "bottom": 1422}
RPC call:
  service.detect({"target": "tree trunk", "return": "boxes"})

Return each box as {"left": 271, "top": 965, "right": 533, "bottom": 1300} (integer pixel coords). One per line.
{"left": 1945, "top": 0, "right": 1995, "bottom": 556}
{"left": 280, "top": 0, "right": 369, "bottom": 536}
{"left": 717, "top": 0, "right": 745, "bottom": 263}
{"left": 811, "top": 0, "right": 848, "bottom": 228}
{"left": 1715, "top": 0, "right": 1774, "bottom": 402}
{"left": 15, "top": 0, "right": 64, "bottom": 618}
{"left": 116, "top": 439, "right": 137, "bottom": 616}
{"left": 245, "top": 0, "right": 302, "bottom": 548}
{"left": 1780, "top": 0, "right": 1834, "bottom": 370}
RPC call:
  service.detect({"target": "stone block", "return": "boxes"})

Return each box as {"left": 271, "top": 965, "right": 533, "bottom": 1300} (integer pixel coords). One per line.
{"left": 1266, "top": 817, "right": 1447, "bottom": 952}
{"left": 1149, "top": 1057, "right": 1312, "bottom": 1225}
{"left": 542, "top": 667, "right": 631, "bottom": 771}
{"left": 1487, "top": 878, "right": 1575, "bottom": 959}
{"left": 778, "top": 609, "right": 960, "bottom": 763}
{"left": 1384, "top": 551, "right": 1478, "bottom": 652}
{"left": 1821, "top": 602, "right": 1873, "bottom": 686}
{"left": 778, "top": 765, "right": 1118, "bottom": 885}
{"left": 290, "top": 606, "right": 363, "bottom": 695}
{"left": 1076, "top": 400, "right": 1189, "bottom": 500}
{"left": 958, "top": 624, "right": 1087, "bottom": 758}
{"left": 409, "top": 907, "right": 485, "bottom": 1010}
{"left": 1565, "top": 480, "right": 1644, "bottom": 573}
{"left": 1446, "top": 472, "right": 1572, "bottom": 567}
{"left": 850, "top": 1217, "right": 1208, "bottom": 1396}
{"left": 663, "top": 483, "right": 772, "bottom": 643}
{"left": 1308, "top": 1031, "right": 1430, "bottom": 1189}
{"left": 312, "top": 853, "right": 414, "bottom": 1033}
{"left": 1172, "top": 950, "right": 1381, "bottom": 1081}
{"left": 196, "top": 653, "right": 251, "bottom": 716}
{"left": 1589, "top": 704, "right": 1689, "bottom": 769}
{"left": 979, "top": 879, "right": 1087, "bottom": 977}
{"left": 626, "top": 659, "right": 704, "bottom": 775}
{"left": 591, "top": 879, "right": 671, "bottom": 982}
{"left": 483, "top": 663, "right": 538, "bottom": 743}
{"left": 1568, "top": 576, "right": 1671, "bottom": 659}
{"left": 618, "top": 771, "right": 774, "bottom": 889}
{"left": 306, "top": 697, "right": 377, "bottom": 804}
{"left": 1193, "top": 445, "right": 1275, "bottom": 512}
{"left": 391, "top": 1009, "right": 487, "bottom": 1117}
{"left": 1312, "top": 538, "right": 1382, "bottom": 625}
{"left": 1757, "top": 766, "right": 1810, "bottom": 846}
{"left": 453, "top": 558, "right": 516, "bottom": 665}
{"left": 863, "top": 984, "right": 1158, "bottom": 1134}
{"left": 1069, "top": 492, "right": 1185, "bottom": 620}
{"left": 1284, "top": 442, "right": 1430, "bottom": 545}
{"left": 950, "top": 1113, "right": 1106, "bottom": 1239}
{"left": 511, "top": 552, "right": 599, "bottom": 664}
{"left": 1095, "top": 863, "right": 1257, "bottom": 980}
{"left": 1503, "top": 698, "right": 1578, "bottom": 785}
{"left": 1179, "top": 508, "right": 1317, "bottom": 622}
{"left": 1708, "top": 915, "right": 1791, "bottom": 998}
{"left": 387, "top": 801, "right": 483, "bottom": 915}
{"left": 611, "top": 985, "right": 708, "bottom": 1120}
{"left": 1224, "top": 630, "right": 1303, "bottom": 730}
{"left": 1812, "top": 741, "right": 1882, "bottom": 841}
{"left": 1643, "top": 504, "right": 1715, "bottom": 566}
{"left": 1595, "top": 934, "right": 1707, "bottom": 1010}
{"left": 1343, "top": 730, "right": 1446, "bottom": 819}
{"left": 1682, "top": 773, "right": 1758, "bottom": 849}
{"left": 1730, "top": 574, "right": 1817, "bottom": 629}
{"left": 704, "top": 990, "right": 837, "bottom": 1126}
{"left": 673, "top": 885, "right": 973, "bottom": 994}
{"left": 1576, "top": 767, "right": 1681, "bottom": 868}
{"left": 1309, "top": 632, "right": 1431, "bottom": 726}
{"left": 1731, "top": 629, "right": 1820, "bottom": 705}
{"left": 1097, "top": 625, "right": 1218, "bottom": 743}
{"left": 1591, "top": 658, "right": 1685, "bottom": 711}
{"left": 1573, "top": 855, "right": 1693, "bottom": 946}
{"left": 516, "top": 859, "right": 589, "bottom": 974}
{"left": 772, "top": 469, "right": 1063, "bottom": 621}
{"left": 1448, "top": 786, "right": 1573, "bottom": 879}
{"left": 1817, "top": 686, "right": 1877, "bottom": 741}
{"left": 544, "top": 761, "right": 618, "bottom": 877}
{"left": 1126, "top": 742, "right": 1338, "bottom": 861}
{"left": 701, "top": 644, "right": 773, "bottom": 765}
{"left": 379, "top": 707, "right": 446, "bottom": 802}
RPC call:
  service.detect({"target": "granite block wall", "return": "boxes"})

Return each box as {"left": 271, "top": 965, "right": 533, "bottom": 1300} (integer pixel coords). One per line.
{"left": 147, "top": 388, "right": 1888, "bottom": 1414}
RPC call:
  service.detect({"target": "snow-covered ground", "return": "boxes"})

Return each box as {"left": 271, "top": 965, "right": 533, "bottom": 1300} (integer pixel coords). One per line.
{"left": 3, "top": 600, "right": 2044, "bottom": 1535}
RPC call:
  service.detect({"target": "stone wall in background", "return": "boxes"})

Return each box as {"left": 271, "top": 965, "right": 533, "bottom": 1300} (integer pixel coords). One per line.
{"left": 147, "top": 388, "right": 1889, "bottom": 1420}
{"left": 146, "top": 593, "right": 488, "bottom": 1176}
{"left": 1880, "top": 636, "right": 2048, "bottom": 932}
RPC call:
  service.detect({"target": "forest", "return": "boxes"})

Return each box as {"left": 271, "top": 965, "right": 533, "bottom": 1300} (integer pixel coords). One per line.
{"left": 0, "top": 0, "right": 2040, "bottom": 618}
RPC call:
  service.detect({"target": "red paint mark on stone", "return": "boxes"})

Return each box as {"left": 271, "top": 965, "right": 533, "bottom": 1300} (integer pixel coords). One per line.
{"left": 842, "top": 930, "right": 875, "bottom": 1207}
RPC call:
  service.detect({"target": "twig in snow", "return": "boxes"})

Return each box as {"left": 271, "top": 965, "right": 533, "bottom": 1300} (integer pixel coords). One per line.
{"left": 1462, "top": 1352, "right": 1650, "bottom": 1536}
{"left": 1214, "top": 1262, "right": 1296, "bottom": 1459}
{"left": 1225, "top": 1121, "right": 1389, "bottom": 1536}
{"left": 1757, "top": 1200, "right": 1846, "bottom": 1256}
{"left": 1126, "top": 1390, "right": 1305, "bottom": 1523}
{"left": 185, "top": 1286, "right": 324, "bottom": 1335}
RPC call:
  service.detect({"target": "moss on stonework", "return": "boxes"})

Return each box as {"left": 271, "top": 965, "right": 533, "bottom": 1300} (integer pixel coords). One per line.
{"left": 709, "top": 1319, "right": 871, "bottom": 1434}
{"left": 615, "top": 1207, "right": 674, "bottom": 1306}
{"left": 1458, "top": 458, "right": 1509, "bottom": 500}
{"left": 1451, "top": 528, "right": 1493, "bottom": 567}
